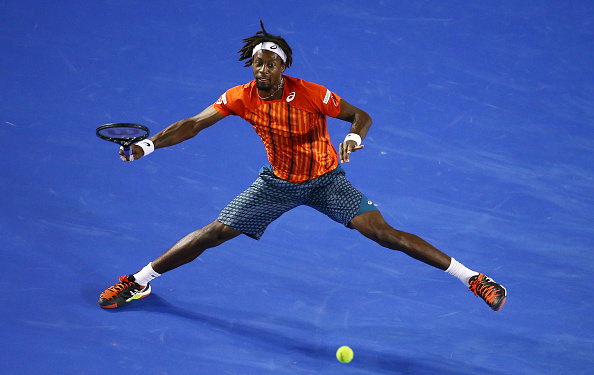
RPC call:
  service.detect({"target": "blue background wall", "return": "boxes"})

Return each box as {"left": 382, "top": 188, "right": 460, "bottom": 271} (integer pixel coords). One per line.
{"left": 1, "top": 1, "right": 593, "bottom": 374}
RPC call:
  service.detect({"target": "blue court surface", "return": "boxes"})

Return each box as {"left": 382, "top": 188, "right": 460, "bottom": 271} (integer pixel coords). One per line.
{"left": 1, "top": 1, "right": 593, "bottom": 374}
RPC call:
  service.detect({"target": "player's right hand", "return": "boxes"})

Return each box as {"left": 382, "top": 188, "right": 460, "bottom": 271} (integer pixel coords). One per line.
{"left": 339, "top": 140, "right": 364, "bottom": 163}
{"left": 119, "top": 145, "right": 144, "bottom": 162}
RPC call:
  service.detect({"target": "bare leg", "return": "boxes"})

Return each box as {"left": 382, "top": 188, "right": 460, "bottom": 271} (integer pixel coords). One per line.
{"left": 349, "top": 211, "right": 451, "bottom": 270}
{"left": 151, "top": 220, "right": 241, "bottom": 274}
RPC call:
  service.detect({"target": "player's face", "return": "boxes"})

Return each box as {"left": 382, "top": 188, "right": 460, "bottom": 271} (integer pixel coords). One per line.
{"left": 252, "top": 50, "right": 286, "bottom": 92}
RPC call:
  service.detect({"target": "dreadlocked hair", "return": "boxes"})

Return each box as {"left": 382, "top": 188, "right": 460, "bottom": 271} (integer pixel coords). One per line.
{"left": 238, "top": 20, "right": 293, "bottom": 68}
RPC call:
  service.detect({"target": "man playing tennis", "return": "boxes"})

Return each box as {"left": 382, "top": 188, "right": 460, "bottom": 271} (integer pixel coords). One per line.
{"left": 99, "top": 21, "right": 507, "bottom": 311}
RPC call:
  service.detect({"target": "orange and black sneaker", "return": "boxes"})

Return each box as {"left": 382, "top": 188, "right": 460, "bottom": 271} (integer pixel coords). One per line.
{"left": 468, "top": 273, "right": 507, "bottom": 311}
{"left": 98, "top": 275, "right": 151, "bottom": 309}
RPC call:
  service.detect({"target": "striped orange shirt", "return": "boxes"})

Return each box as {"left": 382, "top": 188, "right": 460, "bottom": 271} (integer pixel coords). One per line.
{"left": 213, "top": 75, "right": 342, "bottom": 183}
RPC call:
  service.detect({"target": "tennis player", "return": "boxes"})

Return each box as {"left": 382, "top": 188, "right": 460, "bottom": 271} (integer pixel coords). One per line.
{"left": 99, "top": 21, "right": 506, "bottom": 311}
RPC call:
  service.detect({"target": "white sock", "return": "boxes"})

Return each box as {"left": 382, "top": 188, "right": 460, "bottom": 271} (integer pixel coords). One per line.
{"left": 445, "top": 258, "right": 479, "bottom": 287}
{"left": 133, "top": 262, "right": 161, "bottom": 286}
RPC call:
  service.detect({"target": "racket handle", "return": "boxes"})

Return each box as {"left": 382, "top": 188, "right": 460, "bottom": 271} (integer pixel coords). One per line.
{"left": 123, "top": 146, "right": 133, "bottom": 156}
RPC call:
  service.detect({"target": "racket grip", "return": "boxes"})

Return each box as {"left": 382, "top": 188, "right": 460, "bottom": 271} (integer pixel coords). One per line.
{"left": 123, "top": 146, "right": 133, "bottom": 156}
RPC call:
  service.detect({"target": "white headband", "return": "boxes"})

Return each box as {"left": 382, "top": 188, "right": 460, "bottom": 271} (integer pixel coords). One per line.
{"left": 252, "top": 42, "right": 287, "bottom": 63}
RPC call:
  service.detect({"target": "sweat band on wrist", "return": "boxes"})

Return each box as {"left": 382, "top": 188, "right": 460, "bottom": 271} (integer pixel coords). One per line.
{"left": 136, "top": 139, "right": 155, "bottom": 156}
{"left": 344, "top": 133, "right": 362, "bottom": 146}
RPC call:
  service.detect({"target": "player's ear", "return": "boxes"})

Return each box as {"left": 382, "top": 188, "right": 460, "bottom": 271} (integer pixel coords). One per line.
{"left": 281, "top": 63, "right": 286, "bottom": 73}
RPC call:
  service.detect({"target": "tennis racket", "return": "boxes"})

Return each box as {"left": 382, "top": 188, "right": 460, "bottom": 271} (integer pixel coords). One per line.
{"left": 96, "top": 123, "right": 150, "bottom": 156}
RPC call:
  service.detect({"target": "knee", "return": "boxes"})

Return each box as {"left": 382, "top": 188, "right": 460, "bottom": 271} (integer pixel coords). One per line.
{"left": 198, "top": 220, "right": 240, "bottom": 246}
{"left": 371, "top": 223, "right": 403, "bottom": 248}
{"left": 354, "top": 214, "right": 392, "bottom": 244}
{"left": 353, "top": 214, "right": 408, "bottom": 250}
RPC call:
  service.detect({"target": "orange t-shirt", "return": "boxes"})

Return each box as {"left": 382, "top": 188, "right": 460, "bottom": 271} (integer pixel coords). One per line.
{"left": 213, "top": 75, "right": 342, "bottom": 183}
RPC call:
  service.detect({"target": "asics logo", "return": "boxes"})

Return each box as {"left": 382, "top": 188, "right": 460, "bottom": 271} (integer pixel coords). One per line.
{"left": 286, "top": 92, "right": 296, "bottom": 102}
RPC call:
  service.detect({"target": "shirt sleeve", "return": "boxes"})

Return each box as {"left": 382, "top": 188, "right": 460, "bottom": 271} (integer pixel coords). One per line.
{"left": 213, "top": 90, "right": 234, "bottom": 117}
{"left": 320, "top": 88, "right": 342, "bottom": 118}
{"left": 213, "top": 83, "right": 253, "bottom": 118}
{"left": 299, "top": 79, "right": 341, "bottom": 118}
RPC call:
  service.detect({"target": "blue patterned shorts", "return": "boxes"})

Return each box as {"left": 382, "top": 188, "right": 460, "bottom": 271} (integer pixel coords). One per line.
{"left": 218, "top": 164, "right": 377, "bottom": 239}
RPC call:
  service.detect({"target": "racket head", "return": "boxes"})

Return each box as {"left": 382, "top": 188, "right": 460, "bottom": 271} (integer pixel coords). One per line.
{"left": 96, "top": 123, "right": 150, "bottom": 155}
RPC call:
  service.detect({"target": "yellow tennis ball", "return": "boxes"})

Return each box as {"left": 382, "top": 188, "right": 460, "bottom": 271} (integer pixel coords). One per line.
{"left": 336, "top": 346, "right": 354, "bottom": 363}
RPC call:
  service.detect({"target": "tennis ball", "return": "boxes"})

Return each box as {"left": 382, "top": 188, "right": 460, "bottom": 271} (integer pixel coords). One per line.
{"left": 336, "top": 346, "right": 354, "bottom": 363}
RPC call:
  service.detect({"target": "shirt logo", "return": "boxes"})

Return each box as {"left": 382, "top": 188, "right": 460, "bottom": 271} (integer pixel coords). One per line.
{"left": 216, "top": 92, "right": 227, "bottom": 105}
{"left": 286, "top": 92, "right": 296, "bottom": 102}
{"left": 323, "top": 89, "right": 331, "bottom": 104}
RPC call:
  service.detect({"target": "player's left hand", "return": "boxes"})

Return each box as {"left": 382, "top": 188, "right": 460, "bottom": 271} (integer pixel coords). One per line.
{"left": 339, "top": 140, "right": 364, "bottom": 163}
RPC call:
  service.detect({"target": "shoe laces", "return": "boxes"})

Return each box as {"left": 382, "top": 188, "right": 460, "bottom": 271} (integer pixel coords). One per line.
{"left": 468, "top": 274, "right": 499, "bottom": 304}
{"left": 102, "top": 276, "right": 136, "bottom": 298}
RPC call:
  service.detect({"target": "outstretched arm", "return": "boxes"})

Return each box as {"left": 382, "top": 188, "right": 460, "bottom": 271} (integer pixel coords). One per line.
{"left": 121, "top": 105, "right": 225, "bottom": 161}
{"left": 335, "top": 99, "right": 372, "bottom": 163}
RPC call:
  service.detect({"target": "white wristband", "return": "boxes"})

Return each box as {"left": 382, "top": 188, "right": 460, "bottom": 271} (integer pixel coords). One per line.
{"left": 136, "top": 139, "right": 155, "bottom": 156}
{"left": 344, "top": 133, "right": 362, "bottom": 146}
